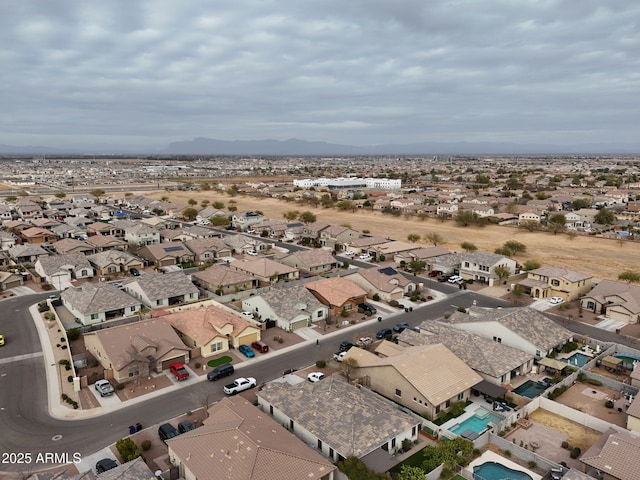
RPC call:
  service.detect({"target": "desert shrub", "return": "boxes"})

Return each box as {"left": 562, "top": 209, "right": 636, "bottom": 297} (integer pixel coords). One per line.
{"left": 561, "top": 441, "right": 569, "bottom": 449}
{"left": 549, "top": 385, "right": 568, "bottom": 400}
{"left": 570, "top": 447, "right": 581, "bottom": 459}
{"left": 38, "top": 302, "right": 49, "bottom": 312}
{"left": 605, "top": 400, "right": 614, "bottom": 408}
{"left": 582, "top": 378, "right": 603, "bottom": 386}
{"left": 389, "top": 299, "right": 399, "bottom": 308}
{"left": 116, "top": 383, "right": 125, "bottom": 390}
{"left": 67, "top": 375, "right": 73, "bottom": 383}
{"left": 372, "top": 293, "right": 380, "bottom": 301}
{"left": 315, "top": 360, "right": 326, "bottom": 368}
{"left": 528, "top": 461, "right": 537, "bottom": 468}
{"left": 140, "top": 440, "right": 152, "bottom": 451}
{"left": 194, "top": 362, "right": 201, "bottom": 369}
{"left": 457, "top": 306, "right": 467, "bottom": 313}
{"left": 115, "top": 437, "right": 142, "bottom": 462}
{"left": 67, "top": 328, "right": 81, "bottom": 341}
{"left": 401, "top": 438, "right": 413, "bottom": 452}
{"left": 504, "top": 450, "right": 511, "bottom": 457}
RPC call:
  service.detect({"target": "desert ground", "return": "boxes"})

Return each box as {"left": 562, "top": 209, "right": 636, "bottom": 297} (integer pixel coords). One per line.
{"left": 144, "top": 190, "right": 640, "bottom": 282}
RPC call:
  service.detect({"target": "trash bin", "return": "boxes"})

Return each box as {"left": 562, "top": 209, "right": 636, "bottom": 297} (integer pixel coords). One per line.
{"left": 136, "top": 422, "right": 142, "bottom": 432}
{"left": 129, "top": 425, "right": 136, "bottom": 435}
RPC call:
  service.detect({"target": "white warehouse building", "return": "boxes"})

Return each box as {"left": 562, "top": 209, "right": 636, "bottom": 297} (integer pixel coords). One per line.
{"left": 293, "top": 177, "right": 401, "bottom": 189}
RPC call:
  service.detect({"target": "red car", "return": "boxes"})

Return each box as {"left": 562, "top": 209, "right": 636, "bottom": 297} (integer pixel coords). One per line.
{"left": 169, "top": 362, "right": 189, "bottom": 381}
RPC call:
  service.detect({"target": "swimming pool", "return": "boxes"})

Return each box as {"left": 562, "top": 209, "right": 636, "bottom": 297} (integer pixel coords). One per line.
{"left": 513, "top": 380, "right": 546, "bottom": 398}
{"left": 473, "top": 461, "right": 533, "bottom": 480}
{"left": 564, "top": 352, "right": 590, "bottom": 367}
{"left": 449, "top": 408, "right": 503, "bottom": 436}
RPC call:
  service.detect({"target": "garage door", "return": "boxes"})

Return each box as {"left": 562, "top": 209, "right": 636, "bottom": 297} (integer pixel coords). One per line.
{"left": 238, "top": 332, "right": 259, "bottom": 346}
{"left": 290, "top": 318, "right": 308, "bottom": 331}
{"left": 160, "top": 356, "right": 186, "bottom": 371}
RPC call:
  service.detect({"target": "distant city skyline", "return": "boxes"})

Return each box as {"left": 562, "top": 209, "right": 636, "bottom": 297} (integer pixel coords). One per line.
{"left": 2, "top": 1, "right": 639, "bottom": 153}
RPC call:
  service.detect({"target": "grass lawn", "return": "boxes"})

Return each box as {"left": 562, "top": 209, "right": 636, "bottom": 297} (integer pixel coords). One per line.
{"left": 389, "top": 448, "right": 428, "bottom": 473}
{"left": 207, "top": 356, "right": 232, "bottom": 368}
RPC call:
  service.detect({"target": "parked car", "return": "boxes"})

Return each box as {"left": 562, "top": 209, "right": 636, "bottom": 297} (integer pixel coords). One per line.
{"left": 95, "top": 458, "right": 118, "bottom": 473}
{"left": 333, "top": 351, "right": 347, "bottom": 362}
{"left": 0, "top": 334, "right": 4, "bottom": 346}
{"left": 246, "top": 250, "right": 258, "bottom": 256}
{"left": 376, "top": 328, "right": 393, "bottom": 340}
{"left": 437, "top": 274, "right": 452, "bottom": 282}
{"left": 129, "top": 267, "right": 141, "bottom": 276}
{"left": 238, "top": 345, "right": 255, "bottom": 358}
{"left": 428, "top": 270, "right": 442, "bottom": 277}
{"left": 158, "top": 423, "right": 180, "bottom": 443}
{"left": 224, "top": 377, "right": 257, "bottom": 395}
{"left": 251, "top": 340, "right": 269, "bottom": 353}
{"left": 359, "top": 253, "right": 371, "bottom": 260}
{"left": 343, "top": 250, "right": 355, "bottom": 256}
{"left": 307, "top": 372, "right": 326, "bottom": 382}
{"left": 207, "top": 363, "right": 235, "bottom": 381}
{"left": 241, "top": 311, "right": 254, "bottom": 318}
{"left": 356, "top": 336, "right": 373, "bottom": 347}
{"left": 169, "top": 362, "right": 190, "bottom": 381}
{"left": 448, "top": 275, "right": 463, "bottom": 283}
{"left": 94, "top": 379, "right": 115, "bottom": 397}
{"left": 339, "top": 341, "right": 355, "bottom": 352}
{"left": 393, "top": 322, "right": 410, "bottom": 333}
{"left": 550, "top": 296, "right": 564, "bottom": 304}
{"left": 178, "top": 420, "right": 196, "bottom": 433}
{"left": 358, "top": 303, "right": 377, "bottom": 314}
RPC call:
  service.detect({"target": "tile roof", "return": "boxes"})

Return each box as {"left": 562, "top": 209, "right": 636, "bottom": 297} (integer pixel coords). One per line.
{"left": 581, "top": 428, "right": 640, "bottom": 480}
{"left": 304, "top": 276, "right": 367, "bottom": 306}
{"left": 583, "top": 279, "right": 640, "bottom": 314}
{"left": 184, "top": 237, "right": 229, "bottom": 255}
{"left": 443, "top": 306, "right": 573, "bottom": 353}
{"left": 399, "top": 323, "right": 532, "bottom": 378}
{"left": 62, "top": 283, "right": 140, "bottom": 315}
{"left": 85, "top": 234, "right": 128, "bottom": 249}
{"left": 52, "top": 238, "right": 94, "bottom": 254}
{"left": 528, "top": 266, "right": 593, "bottom": 282}
{"left": 349, "top": 268, "right": 411, "bottom": 293}
{"left": 168, "top": 396, "right": 335, "bottom": 480}
{"left": 86, "top": 250, "right": 140, "bottom": 269}
{"left": 346, "top": 343, "right": 482, "bottom": 406}
{"left": 162, "top": 305, "right": 257, "bottom": 344}
{"left": 256, "top": 284, "right": 326, "bottom": 320}
{"left": 37, "top": 253, "right": 93, "bottom": 275}
{"left": 95, "top": 457, "right": 155, "bottom": 480}
{"left": 231, "top": 257, "right": 298, "bottom": 278}
{"left": 86, "top": 317, "right": 188, "bottom": 370}
{"left": 280, "top": 249, "right": 337, "bottom": 268}
{"left": 257, "top": 375, "right": 419, "bottom": 458}
{"left": 129, "top": 271, "right": 199, "bottom": 301}
{"left": 192, "top": 263, "right": 255, "bottom": 286}
{"left": 349, "top": 235, "right": 389, "bottom": 248}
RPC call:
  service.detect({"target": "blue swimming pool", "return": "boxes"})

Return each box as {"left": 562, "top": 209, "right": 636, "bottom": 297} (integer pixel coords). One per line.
{"left": 450, "top": 409, "right": 503, "bottom": 436}
{"left": 473, "top": 461, "right": 533, "bottom": 480}
{"left": 564, "top": 352, "right": 590, "bottom": 367}
{"left": 513, "top": 379, "right": 546, "bottom": 398}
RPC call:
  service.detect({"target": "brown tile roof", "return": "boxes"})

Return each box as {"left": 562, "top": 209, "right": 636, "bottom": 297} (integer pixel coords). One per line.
{"left": 232, "top": 257, "right": 298, "bottom": 278}
{"left": 192, "top": 263, "right": 255, "bottom": 286}
{"left": 163, "top": 305, "right": 257, "bottom": 344}
{"left": 581, "top": 428, "right": 640, "bottom": 480}
{"left": 305, "top": 276, "right": 367, "bottom": 306}
{"left": 528, "top": 266, "right": 593, "bottom": 283}
{"left": 168, "top": 396, "right": 335, "bottom": 480}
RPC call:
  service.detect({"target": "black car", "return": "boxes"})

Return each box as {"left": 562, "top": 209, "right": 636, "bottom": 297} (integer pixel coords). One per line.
{"left": 178, "top": 420, "right": 196, "bottom": 433}
{"left": 130, "top": 267, "right": 141, "bottom": 276}
{"left": 339, "top": 341, "right": 356, "bottom": 352}
{"left": 358, "top": 303, "right": 377, "bottom": 314}
{"left": 437, "top": 274, "right": 452, "bottom": 282}
{"left": 158, "top": 423, "right": 180, "bottom": 443}
{"left": 95, "top": 458, "right": 118, "bottom": 473}
{"left": 393, "top": 322, "right": 410, "bottom": 333}
{"left": 376, "top": 328, "right": 393, "bottom": 340}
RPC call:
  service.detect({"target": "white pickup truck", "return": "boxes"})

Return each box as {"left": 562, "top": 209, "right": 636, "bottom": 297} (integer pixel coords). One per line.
{"left": 223, "top": 377, "right": 257, "bottom": 395}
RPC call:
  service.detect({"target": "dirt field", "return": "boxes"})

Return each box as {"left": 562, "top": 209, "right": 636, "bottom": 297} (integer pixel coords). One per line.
{"left": 528, "top": 408, "right": 602, "bottom": 452}
{"left": 143, "top": 190, "right": 640, "bottom": 281}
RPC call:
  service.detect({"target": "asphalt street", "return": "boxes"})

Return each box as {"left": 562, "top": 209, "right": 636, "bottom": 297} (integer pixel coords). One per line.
{"left": 0, "top": 280, "right": 636, "bottom": 474}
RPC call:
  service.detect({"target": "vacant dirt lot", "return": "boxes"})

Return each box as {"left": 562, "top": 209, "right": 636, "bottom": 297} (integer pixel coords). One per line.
{"left": 144, "top": 190, "right": 640, "bottom": 281}
{"left": 528, "top": 408, "right": 602, "bottom": 452}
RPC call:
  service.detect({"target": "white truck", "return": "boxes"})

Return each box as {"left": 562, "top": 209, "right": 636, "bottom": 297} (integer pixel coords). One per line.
{"left": 223, "top": 377, "right": 257, "bottom": 395}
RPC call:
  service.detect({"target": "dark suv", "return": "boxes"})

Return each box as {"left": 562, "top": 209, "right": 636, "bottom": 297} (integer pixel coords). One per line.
{"left": 158, "top": 423, "right": 179, "bottom": 443}
{"left": 207, "top": 363, "right": 235, "bottom": 381}
{"left": 358, "top": 303, "right": 377, "bottom": 314}
{"left": 376, "top": 328, "right": 393, "bottom": 340}
{"left": 339, "top": 341, "right": 356, "bottom": 352}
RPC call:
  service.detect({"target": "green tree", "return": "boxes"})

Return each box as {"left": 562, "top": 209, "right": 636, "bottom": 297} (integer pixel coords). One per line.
{"left": 548, "top": 213, "right": 567, "bottom": 235}
{"left": 455, "top": 210, "right": 477, "bottom": 227}
{"left": 341, "top": 357, "right": 359, "bottom": 383}
{"left": 461, "top": 241, "right": 477, "bottom": 252}
{"left": 397, "top": 465, "right": 425, "bottom": 480}
{"left": 504, "top": 240, "right": 527, "bottom": 255}
{"left": 594, "top": 207, "right": 615, "bottom": 225}
{"left": 337, "top": 456, "right": 390, "bottom": 480}
{"left": 408, "top": 260, "right": 426, "bottom": 274}
{"left": 5, "top": 196, "right": 17, "bottom": 202}
{"left": 188, "top": 198, "right": 197, "bottom": 206}
{"left": 227, "top": 205, "right": 238, "bottom": 212}
{"left": 336, "top": 200, "right": 355, "bottom": 211}
{"left": 90, "top": 189, "right": 105, "bottom": 202}
{"left": 407, "top": 233, "right": 420, "bottom": 242}
{"left": 571, "top": 198, "right": 590, "bottom": 209}
{"left": 618, "top": 271, "right": 640, "bottom": 284}
{"left": 213, "top": 201, "right": 224, "bottom": 209}
{"left": 511, "top": 284, "right": 526, "bottom": 305}
{"left": 182, "top": 207, "right": 198, "bottom": 220}
{"left": 494, "top": 265, "right": 512, "bottom": 284}
{"left": 519, "top": 220, "right": 540, "bottom": 232}
{"left": 299, "top": 211, "right": 317, "bottom": 224}
{"left": 54, "top": 192, "right": 66, "bottom": 198}
{"left": 210, "top": 216, "right": 231, "bottom": 226}
{"left": 283, "top": 210, "right": 299, "bottom": 221}
{"left": 425, "top": 232, "right": 443, "bottom": 246}
{"left": 523, "top": 259, "right": 541, "bottom": 271}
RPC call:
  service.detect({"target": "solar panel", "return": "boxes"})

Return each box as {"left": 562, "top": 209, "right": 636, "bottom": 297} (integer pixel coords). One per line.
{"left": 163, "top": 245, "right": 184, "bottom": 252}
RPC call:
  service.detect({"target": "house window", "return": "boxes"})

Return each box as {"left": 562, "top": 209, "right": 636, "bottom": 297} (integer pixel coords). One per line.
{"left": 395, "top": 388, "right": 402, "bottom": 397}
{"left": 211, "top": 342, "right": 222, "bottom": 353}
{"left": 457, "top": 392, "right": 464, "bottom": 401}
{"left": 128, "top": 366, "right": 138, "bottom": 377}
{"left": 435, "top": 405, "right": 440, "bottom": 414}
{"left": 445, "top": 400, "right": 450, "bottom": 408}
{"left": 587, "top": 301, "right": 596, "bottom": 310}
{"left": 501, "top": 374, "right": 507, "bottom": 383}
{"left": 344, "top": 304, "right": 352, "bottom": 311}
{"left": 412, "top": 426, "right": 417, "bottom": 436}
{"left": 269, "top": 405, "right": 273, "bottom": 415}
{"left": 535, "top": 350, "right": 541, "bottom": 357}
{"left": 156, "top": 299, "right": 163, "bottom": 306}
{"left": 90, "top": 313, "right": 99, "bottom": 320}
{"left": 189, "top": 293, "right": 194, "bottom": 299}
{"left": 493, "top": 336, "right": 501, "bottom": 343}
{"left": 551, "top": 279, "right": 560, "bottom": 286}
{"left": 289, "top": 420, "right": 294, "bottom": 432}
{"left": 317, "top": 439, "right": 322, "bottom": 450}
{"left": 130, "top": 307, "right": 135, "bottom": 312}
{"left": 391, "top": 438, "right": 396, "bottom": 448}
{"left": 317, "top": 311, "right": 323, "bottom": 318}
{"left": 329, "top": 448, "right": 334, "bottom": 460}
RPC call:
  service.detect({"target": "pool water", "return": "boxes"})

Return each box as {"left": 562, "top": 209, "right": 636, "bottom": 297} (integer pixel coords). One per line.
{"left": 513, "top": 380, "right": 546, "bottom": 398}
{"left": 450, "top": 408, "right": 503, "bottom": 436}
{"left": 564, "top": 352, "right": 590, "bottom": 367}
{"left": 473, "top": 461, "right": 533, "bottom": 480}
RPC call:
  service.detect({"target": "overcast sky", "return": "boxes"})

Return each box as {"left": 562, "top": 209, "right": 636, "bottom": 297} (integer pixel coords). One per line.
{"left": 2, "top": 1, "right": 639, "bottom": 151}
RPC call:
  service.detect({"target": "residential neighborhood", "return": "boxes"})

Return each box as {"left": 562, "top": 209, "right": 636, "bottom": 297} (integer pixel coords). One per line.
{"left": 1, "top": 154, "right": 640, "bottom": 480}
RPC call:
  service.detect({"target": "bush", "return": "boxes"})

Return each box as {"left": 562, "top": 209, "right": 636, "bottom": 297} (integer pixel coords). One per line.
{"left": 549, "top": 385, "right": 568, "bottom": 400}
{"left": 116, "top": 383, "right": 125, "bottom": 390}
{"left": 38, "top": 302, "right": 49, "bottom": 312}
{"left": 67, "top": 375, "right": 73, "bottom": 383}
{"left": 115, "top": 437, "right": 142, "bottom": 462}
{"left": 570, "top": 447, "right": 581, "bottom": 459}
{"left": 67, "top": 328, "right": 81, "bottom": 341}
{"left": 605, "top": 400, "right": 614, "bottom": 408}
{"left": 372, "top": 293, "right": 380, "bottom": 301}
{"left": 582, "top": 378, "right": 603, "bottom": 386}
{"left": 401, "top": 438, "right": 412, "bottom": 452}
{"left": 140, "top": 439, "right": 152, "bottom": 451}
{"left": 561, "top": 441, "right": 569, "bottom": 449}
{"left": 194, "top": 362, "right": 201, "bottom": 369}
{"left": 315, "top": 360, "right": 326, "bottom": 368}
{"left": 389, "top": 299, "right": 399, "bottom": 308}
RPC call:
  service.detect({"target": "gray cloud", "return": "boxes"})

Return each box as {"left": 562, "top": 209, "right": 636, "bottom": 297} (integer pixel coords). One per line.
{"left": 1, "top": 0, "right": 639, "bottom": 151}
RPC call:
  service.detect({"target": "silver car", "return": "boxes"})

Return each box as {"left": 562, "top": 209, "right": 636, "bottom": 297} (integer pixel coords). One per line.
{"left": 95, "top": 379, "right": 115, "bottom": 397}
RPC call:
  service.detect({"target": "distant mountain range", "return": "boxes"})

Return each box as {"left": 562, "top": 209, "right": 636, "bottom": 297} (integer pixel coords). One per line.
{"left": 1, "top": 138, "right": 639, "bottom": 156}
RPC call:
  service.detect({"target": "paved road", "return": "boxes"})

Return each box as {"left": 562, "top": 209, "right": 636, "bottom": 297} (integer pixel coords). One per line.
{"left": 1, "top": 285, "right": 637, "bottom": 473}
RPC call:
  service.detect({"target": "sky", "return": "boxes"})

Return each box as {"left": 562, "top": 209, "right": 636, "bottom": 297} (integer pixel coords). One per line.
{"left": 2, "top": 0, "right": 639, "bottom": 152}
